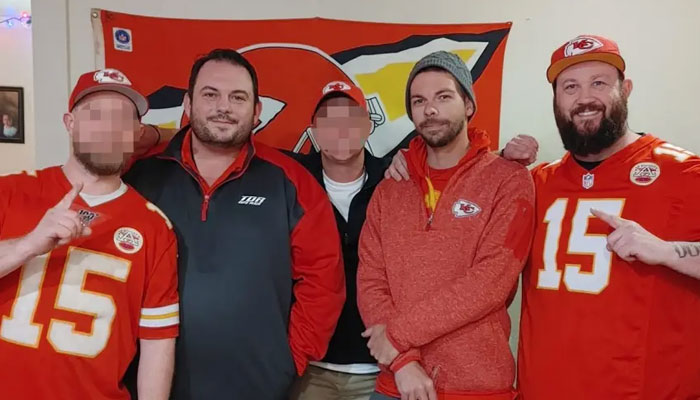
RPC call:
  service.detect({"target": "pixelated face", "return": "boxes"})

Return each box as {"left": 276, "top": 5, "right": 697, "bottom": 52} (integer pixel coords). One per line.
{"left": 185, "top": 60, "right": 261, "bottom": 148}
{"left": 67, "top": 91, "right": 140, "bottom": 176}
{"left": 312, "top": 96, "right": 371, "bottom": 162}
{"left": 409, "top": 69, "right": 473, "bottom": 148}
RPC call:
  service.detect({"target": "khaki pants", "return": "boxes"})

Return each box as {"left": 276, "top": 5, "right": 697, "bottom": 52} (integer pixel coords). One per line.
{"left": 290, "top": 364, "right": 378, "bottom": 400}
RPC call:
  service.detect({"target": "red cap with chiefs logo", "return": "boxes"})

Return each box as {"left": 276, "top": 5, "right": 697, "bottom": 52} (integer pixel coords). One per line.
{"left": 312, "top": 80, "right": 367, "bottom": 120}
{"left": 68, "top": 68, "right": 149, "bottom": 117}
{"left": 547, "top": 35, "right": 626, "bottom": 83}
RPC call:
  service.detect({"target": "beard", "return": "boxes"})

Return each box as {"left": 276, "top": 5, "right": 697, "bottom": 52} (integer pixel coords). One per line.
{"left": 73, "top": 146, "right": 126, "bottom": 176}
{"left": 417, "top": 116, "right": 465, "bottom": 148}
{"left": 190, "top": 110, "right": 254, "bottom": 149}
{"left": 554, "top": 94, "right": 628, "bottom": 157}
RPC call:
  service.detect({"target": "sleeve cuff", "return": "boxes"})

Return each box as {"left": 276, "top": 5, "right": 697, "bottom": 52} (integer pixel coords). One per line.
{"left": 389, "top": 350, "right": 421, "bottom": 372}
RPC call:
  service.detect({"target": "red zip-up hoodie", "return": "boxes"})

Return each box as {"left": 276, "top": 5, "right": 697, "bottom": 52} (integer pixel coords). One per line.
{"left": 358, "top": 129, "right": 535, "bottom": 399}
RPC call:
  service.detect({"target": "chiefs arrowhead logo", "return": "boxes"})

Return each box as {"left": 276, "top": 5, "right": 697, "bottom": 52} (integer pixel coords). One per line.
{"left": 452, "top": 199, "right": 481, "bottom": 218}
{"left": 94, "top": 69, "right": 131, "bottom": 85}
{"left": 564, "top": 36, "right": 603, "bottom": 57}
{"left": 323, "top": 81, "right": 351, "bottom": 94}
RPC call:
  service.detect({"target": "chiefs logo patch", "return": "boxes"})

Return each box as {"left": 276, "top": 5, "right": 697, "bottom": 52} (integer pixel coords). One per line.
{"left": 323, "top": 81, "right": 352, "bottom": 94}
{"left": 114, "top": 227, "right": 144, "bottom": 254}
{"left": 630, "top": 162, "right": 660, "bottom": 186}
{"left": 452, "top": 199, "right": 481, "bottom": 218}
{"left": 564, "top": 36, "right": 603, "bottom": 57}
{"left": 93, "top": 69, "right": 131, "bottom": 85}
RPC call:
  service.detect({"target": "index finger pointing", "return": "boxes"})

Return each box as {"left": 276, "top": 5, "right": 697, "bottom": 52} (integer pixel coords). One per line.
{"left": 56, "top": 183, "right": 83, "bottom": 209}
{"left": 591, "top": 208, "right": 623, "bottom": 229}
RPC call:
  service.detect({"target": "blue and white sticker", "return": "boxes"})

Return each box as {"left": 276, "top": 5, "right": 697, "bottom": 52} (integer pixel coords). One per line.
{"left": 113, "top": 27, "right": 132, "bottom": 52}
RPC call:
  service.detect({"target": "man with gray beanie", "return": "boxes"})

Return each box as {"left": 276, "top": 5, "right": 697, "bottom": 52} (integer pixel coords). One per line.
{"left": 357, "top": 50, "right": 536, "bottom": 400}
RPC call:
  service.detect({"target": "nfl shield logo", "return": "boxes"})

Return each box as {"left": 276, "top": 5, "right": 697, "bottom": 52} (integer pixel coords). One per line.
{"left": 582, "top": 173, "right": 594, "bottom": 189}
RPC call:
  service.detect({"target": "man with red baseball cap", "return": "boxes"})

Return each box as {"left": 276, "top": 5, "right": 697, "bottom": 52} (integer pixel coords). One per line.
{"left": 289, "top": 80, "right": 387, "bottom": 400}
{"left": 0, "top": 68, "right": 179, "bottom": 400}
{"left": 517, "top": 35, "right": 700, "bottom": 399}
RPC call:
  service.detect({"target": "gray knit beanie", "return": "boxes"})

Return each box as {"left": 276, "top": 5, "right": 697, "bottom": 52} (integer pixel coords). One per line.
{"left": 405, "top": 50, "right": 476, "bottom": 120}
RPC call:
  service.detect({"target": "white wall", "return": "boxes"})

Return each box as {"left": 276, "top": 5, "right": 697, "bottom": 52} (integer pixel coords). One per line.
{"left": 0, "top": 0, "right": 34, "bottom": 173}
{"left": 31, "top": 0, "right": 700, "bottom": 353}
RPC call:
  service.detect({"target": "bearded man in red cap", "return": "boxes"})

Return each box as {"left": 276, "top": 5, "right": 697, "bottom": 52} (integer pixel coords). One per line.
{"left": 517, "top": 35, "right": 700, "bottom": 399}
{"left": 0, "top": 69, "right": 179, "bottom": 400}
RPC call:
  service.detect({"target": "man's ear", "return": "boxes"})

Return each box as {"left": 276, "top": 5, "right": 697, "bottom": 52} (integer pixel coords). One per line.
{"left": 465, "top": 99, "right": 475, "bottom": 119}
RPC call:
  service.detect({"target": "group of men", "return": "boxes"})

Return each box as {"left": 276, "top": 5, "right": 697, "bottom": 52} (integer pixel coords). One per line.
{"left": 0, "top": 32, "right": 698, "bottom": 400}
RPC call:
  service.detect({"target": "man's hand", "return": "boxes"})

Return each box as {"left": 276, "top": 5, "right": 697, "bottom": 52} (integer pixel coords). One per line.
{"left": 384, "top": 150, "right": 410, "bottom": 181}
{"left": 21, "top": 184, "right": 91, "bottom": 256}
{"left": 394, "top": 361, "right": 437, "bottom": 400}
{"left": 502, "top": 134, "right": 539, "bottom": 166}
{"left": 591, "top": 208, "right": 674, "bottom": 265}
{"left": 362, "top": 324, "right": 399, "bottom": 365}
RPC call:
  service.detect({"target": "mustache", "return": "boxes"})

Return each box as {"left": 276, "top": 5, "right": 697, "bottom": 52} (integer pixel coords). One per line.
{"left": 419, "top": 118, "right": 449, "bottom": 129}
{"left": 207, "top": 113, "right": 237, "bottom": 124}
{"left": 571, "top": 103, "right": 605, "bottom": 118}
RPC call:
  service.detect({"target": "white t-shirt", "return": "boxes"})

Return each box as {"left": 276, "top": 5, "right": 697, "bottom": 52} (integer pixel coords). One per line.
{"left": 310, "top": 360, "right": 380, "bottom": 375}
{"left": 322, "top": 171, "right": 366, "bottom": 222}
{"left": 79, "top": 182, "right": 128, "bottom": 207}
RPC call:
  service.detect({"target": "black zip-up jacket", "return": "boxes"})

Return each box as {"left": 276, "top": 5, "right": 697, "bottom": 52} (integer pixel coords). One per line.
{"left": 122, "top": 127, "right": 345, "bottom": 400}
{"left": 289, "top": 150, "right": 390, "bottom": 366}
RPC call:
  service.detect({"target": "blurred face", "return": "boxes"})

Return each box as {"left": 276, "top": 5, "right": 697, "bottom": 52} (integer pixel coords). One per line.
{"left": 64, "top": 91, "right": 139, "bottom": 176}
{"left": 553, "top": 61, "right": 632, "bottom": 157}
{"left": 185, "top": 60, "right": 262, "bottom": 148}
{"left": 409, "top": 69, "right": 473, "bottom": 148}
{"left": 2, "top": 115, "right": 10, "bottom": 126}
{"left": 312, "top": 96, "right": 371, "bottom": 163}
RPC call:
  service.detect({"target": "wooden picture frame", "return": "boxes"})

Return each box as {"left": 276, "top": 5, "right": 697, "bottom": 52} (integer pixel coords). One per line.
{"left": 0, "top": 86, "right": 24, "bottom": 144}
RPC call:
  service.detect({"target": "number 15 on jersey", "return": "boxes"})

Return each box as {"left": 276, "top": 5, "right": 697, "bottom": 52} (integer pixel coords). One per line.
{"left": 536, "top": 198, "right": 625, "bottom": 295}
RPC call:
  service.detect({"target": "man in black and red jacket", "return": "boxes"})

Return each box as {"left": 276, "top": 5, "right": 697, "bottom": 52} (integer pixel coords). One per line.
{"left": 123, "top": 49, "right": 345, "bottom": 400}
{"left": 287, "top": 81, "right": 389, "bottom": 399}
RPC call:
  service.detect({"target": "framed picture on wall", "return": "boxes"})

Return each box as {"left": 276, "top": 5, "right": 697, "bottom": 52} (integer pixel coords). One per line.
{"left": 0, "top": 87, "right": 24, "bottom": 144}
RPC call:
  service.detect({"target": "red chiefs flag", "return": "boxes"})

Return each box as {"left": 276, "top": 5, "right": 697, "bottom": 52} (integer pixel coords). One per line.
{"left": 93, "top": 11, "right": 511, "bottom": 156}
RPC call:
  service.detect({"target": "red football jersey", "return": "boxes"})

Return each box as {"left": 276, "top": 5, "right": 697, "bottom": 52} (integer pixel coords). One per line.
{"left": 518, "top": 135, "right": 700, "bottom": 399}
{"left": 0, "top": 167, "right": 179, "bottom": 400}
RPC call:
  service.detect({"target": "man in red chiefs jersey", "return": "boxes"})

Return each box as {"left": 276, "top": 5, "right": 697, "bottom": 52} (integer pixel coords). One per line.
{"left": 517, "top": 35, "right": 700, "bottom": 399}
{"left": 0, "top": 69, "right": 179, "bottom": 400}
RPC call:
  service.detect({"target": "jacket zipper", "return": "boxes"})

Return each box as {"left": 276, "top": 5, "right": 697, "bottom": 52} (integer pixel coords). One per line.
{"left": 422, "top": 167, "right": 463, "bottom": 231}
{"left": 158, "top": 155, "right": 250, "bottom": 222}
{"left": 201, "top": 194, "right": 211, "bottom": 221}
{"left": 199, "top": 170, "right": 247, "bottom": 221}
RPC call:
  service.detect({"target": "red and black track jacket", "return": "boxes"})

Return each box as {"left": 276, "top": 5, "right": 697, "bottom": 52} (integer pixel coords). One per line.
{"left": 123, "top": 127, "right": 345, "bottom": 400}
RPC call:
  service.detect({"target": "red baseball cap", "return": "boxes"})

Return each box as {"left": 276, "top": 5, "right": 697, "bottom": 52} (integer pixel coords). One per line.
{"left": 547, "top": 35, "right": 626, "bottom": 83}
{"left": 312, "top": 80, "right": 368, "bottom": 121}
{"left": 68, "top": 68, "right": 149, "bottom": 117}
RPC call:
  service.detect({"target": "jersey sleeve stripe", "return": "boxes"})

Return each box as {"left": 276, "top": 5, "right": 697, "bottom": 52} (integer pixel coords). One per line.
{"left": 139, "top": 315, "right": 179, "bottom": 328}
{"left": 140, "top": 311, "right": 179, "bottom": 320}
{"left": 141, "top": 304, "right": 179, "bottom": 316}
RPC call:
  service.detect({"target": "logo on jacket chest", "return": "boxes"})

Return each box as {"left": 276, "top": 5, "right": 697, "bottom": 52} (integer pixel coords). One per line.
{"left": 452, "top": 199, "right": 481, "bottom": 218}
{"left": 238, "top": 195, "right": 267, "bottom": 206}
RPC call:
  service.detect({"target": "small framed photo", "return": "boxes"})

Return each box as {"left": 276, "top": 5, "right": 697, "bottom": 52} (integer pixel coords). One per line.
{"left": 0, "top": 87, "right": 24, "bottom": 144}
